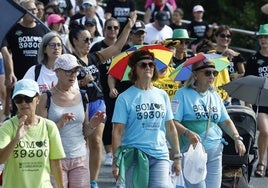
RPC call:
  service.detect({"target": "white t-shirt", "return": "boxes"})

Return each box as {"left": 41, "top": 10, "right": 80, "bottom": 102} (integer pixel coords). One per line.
{"left": 24, "top": 65, "right": 57, "bottom": 94}
{"left": 144, "top": 23, "right": 173, "bottom": 44}
{"left": 23, "top": 64, "right": 79, "bottom": 94}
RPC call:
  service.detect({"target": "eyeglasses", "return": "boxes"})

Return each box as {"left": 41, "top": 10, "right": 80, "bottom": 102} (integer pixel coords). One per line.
{"left": 47, "top": 42, "right": 62, "bottom": 49}
{"left": 27, "top": 8, "right": 38, "bottom": 13}
{"left": 107, "top": 26, "right": 119, "bottom": 31}
{"left": 82, "top": 3, "right": 92, "bottom": 9}
{"left": 61, "top": 69, "right": 80, "bottom": 76}
{"left": 219, "top": 34, "right": 231, "bottom": 39}
{"left": 137, "top": 62, "right": 155, "bottom": 69}
{"left": 200, "top": 70, "right": 219, "bottom": 77}
{"left": 13, "top": 95, "right": 36, "bottom": 104}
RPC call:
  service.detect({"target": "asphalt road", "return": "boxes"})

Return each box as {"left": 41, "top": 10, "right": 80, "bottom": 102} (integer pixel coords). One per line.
{"left": 98, "top": 162, "right": 268, "bottom": 188}
{"left": 0, "top": 155, "right": 268, "bottom": 188}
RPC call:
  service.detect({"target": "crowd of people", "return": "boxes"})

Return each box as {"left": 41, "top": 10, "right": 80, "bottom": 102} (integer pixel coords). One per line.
{"left": 0, "top": 0, "right": 267, "bottom": 188}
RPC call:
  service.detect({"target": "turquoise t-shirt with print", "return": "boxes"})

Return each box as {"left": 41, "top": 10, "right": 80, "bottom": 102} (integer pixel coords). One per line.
{"left": 172, "top": 87, "right": 229, "bottom": 151}
{"left": 112, "top": 86, "right": 173, "bottom": 160}
{"left": 0, "top": 116, "right": 65, "bottom": 188}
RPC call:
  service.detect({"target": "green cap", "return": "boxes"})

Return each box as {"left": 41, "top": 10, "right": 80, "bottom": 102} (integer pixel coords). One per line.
{"left": 257, "top": 24, "right": 268, "bottom": 36}
{"left": 166, "top": 29, "right": 196, "bottom": 42}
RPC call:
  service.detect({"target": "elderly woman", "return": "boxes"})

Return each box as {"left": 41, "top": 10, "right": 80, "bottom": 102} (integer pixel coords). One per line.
{"left": 36, "top": 54, "right": 106, "bottom": 188}
{"left": 0, "top": 79, "right": 65, "bottom": 188}
{"left": 172, "top": 58, "right": 246, "bottom": 188}
{"left": 112, "top": 50, "right": 181, "bottom": 187}
{"left": 23, "top": 31, "right": 65, "bottom": 93}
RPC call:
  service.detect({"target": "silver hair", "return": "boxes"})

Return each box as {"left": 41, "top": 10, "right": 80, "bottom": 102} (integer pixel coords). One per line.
{"left": 185, "top": 73, "right": 215, "bottom": 91}
{"left": 37, "top": 31, "right": 65, "bottom": 65}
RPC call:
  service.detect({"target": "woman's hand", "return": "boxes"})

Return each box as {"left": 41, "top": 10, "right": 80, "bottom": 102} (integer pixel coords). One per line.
{"left": 112, "top": 165, "right": 119, "bottom": 180}
{"left": 57, "top": 113, "right": 75, "bottom": 128}
{"left": 15, "top": 115, "right": 29, "bottom": 140}
{"left": 234, "top": 140, "right": 246, "bottom": 156}
{"left": 172, "top": 159, "right": 182, "bottom": 176}
{"left": 186, "top": 130, "right": 201, "bottom": 144}
{"left": 89, "top": 111, "right": 106, "bottom": 129}
{"left": 127, "top": 12, "right": 137, "bottom": 29}
{"left": 79, "top": 73, "right": 94, "bottom": 87}
{"left": 109, "top": 88, "right": 118, "bottom": 98}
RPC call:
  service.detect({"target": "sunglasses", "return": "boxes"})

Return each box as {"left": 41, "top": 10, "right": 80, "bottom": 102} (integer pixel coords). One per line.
{"left": 61, "top": 69, "right": 80, "bottom": 76}
{"left": 137, "top": 62, "right": 155, "bottom": 69}
{"left": 107, "top": 26, "right": 119, "bottom": 30}
{"left": 82, "top": 3, "right": 92, "bottom": 9}
{"left": 47, "top": 42, "right": 62, "bottom": 49}
{"left": 13, "top": 95, "right": 36, "bottom": 104}
{"left": 219, "top": 34, "right": 231, "bottom": 39}
{"left": 82, "top": 37, "right": 93, "bottom": 43}
{"left": 200, "top": 70, "right": 219, "bottom": 77}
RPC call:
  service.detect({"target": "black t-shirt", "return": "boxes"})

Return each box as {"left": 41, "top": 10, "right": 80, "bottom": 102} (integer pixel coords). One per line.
{"left": 245, "top": 52, "right": 268, "bottom": 77}
{"left": 169, "top": 23, "right": 188, "bottom": 30}
{"left": 6, "top": 23, "right": 48, "bottom": 80}
{"left": 76, "top": 52, "right": 104, "bottom": 102}
{"left": 187, "top": 20, "right": 209, "bottom": 44}
{"left": 90, "top": 40, "right": 110, "bottom": 94}
{"left": 105, "top": 0, "right": 136, "bottom": 32}
{"left": 148, "top": 3, "right": 173, "bottom": 23}
{"left": 216, "top": 51, "right": 245, "bottom": 77}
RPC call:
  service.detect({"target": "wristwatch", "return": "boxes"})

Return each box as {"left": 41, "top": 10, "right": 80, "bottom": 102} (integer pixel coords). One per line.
{"left": 173, "top": 153, "right": 183, "bottom": 160}
{"left": 233, "top": 135, "right": 243, "bottom": 141}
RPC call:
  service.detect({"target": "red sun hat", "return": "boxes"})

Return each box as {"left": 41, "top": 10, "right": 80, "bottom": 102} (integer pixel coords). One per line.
{"left": 47, "top": 14, "right": 65, "bottom": 25}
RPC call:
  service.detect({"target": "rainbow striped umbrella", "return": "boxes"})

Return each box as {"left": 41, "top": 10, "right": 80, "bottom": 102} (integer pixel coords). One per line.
{"left": 108, "top": 44, "right": 173, "bottom": 81}
{"left": 169, "top": 53, "right": 230, "bottom": 81}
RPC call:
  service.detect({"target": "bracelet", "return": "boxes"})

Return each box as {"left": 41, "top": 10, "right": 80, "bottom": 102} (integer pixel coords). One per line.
{"left": 183, "top": 129, "right": 190, "bottom": 137}
{"left": 173, "top": 153, "right": 183, "bottom": 160}
{"left": 232, "top": 133, "right": 239, "bottom": 139}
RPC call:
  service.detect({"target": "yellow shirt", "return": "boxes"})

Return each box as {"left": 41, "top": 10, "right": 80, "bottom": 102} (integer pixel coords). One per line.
{"left": 153, "top": 67, "right": 181, "bottom": 99}
{"left": 214, "top": 68, "right": 230, "bottom": 101}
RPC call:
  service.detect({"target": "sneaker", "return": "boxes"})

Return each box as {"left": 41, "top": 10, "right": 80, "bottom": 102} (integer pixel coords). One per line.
{"left": 104, "top": 152, "right": 113, "bottom": 166}
{"left": 90, "top": 180, "right": 99, "bottom": 188}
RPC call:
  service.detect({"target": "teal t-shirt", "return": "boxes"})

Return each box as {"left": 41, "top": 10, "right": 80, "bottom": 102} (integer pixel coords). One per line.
{"left": 171, "top": 87, "right": 229, "bottom": 151}
{"left": 112, "top": 86, "right": 173, "bottom": 160}
{"left": 0, "top": 116, "right": 65, "bottom": 188}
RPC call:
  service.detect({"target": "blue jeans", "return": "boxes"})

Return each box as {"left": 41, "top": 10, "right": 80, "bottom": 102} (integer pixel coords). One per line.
{"left": 124, "top": 157, "right": 170, "bottom": 188}
{"left": 184, "top": 143, "right": 223, "bottom": 188}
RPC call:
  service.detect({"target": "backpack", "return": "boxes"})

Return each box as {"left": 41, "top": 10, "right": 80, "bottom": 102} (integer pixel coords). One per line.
{"left": 45, "top": 90, "right": 88, "bottom": 112}
{"left": 34, "top": 64, "right": 42, "bottom": 81}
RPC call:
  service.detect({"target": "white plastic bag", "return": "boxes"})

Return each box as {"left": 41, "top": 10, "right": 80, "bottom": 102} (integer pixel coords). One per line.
{"left": 183, "top": 142, "right": 207, "bottom": 184}
{"left": 170, "top": 161, "right": 185, "bottom": 188}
